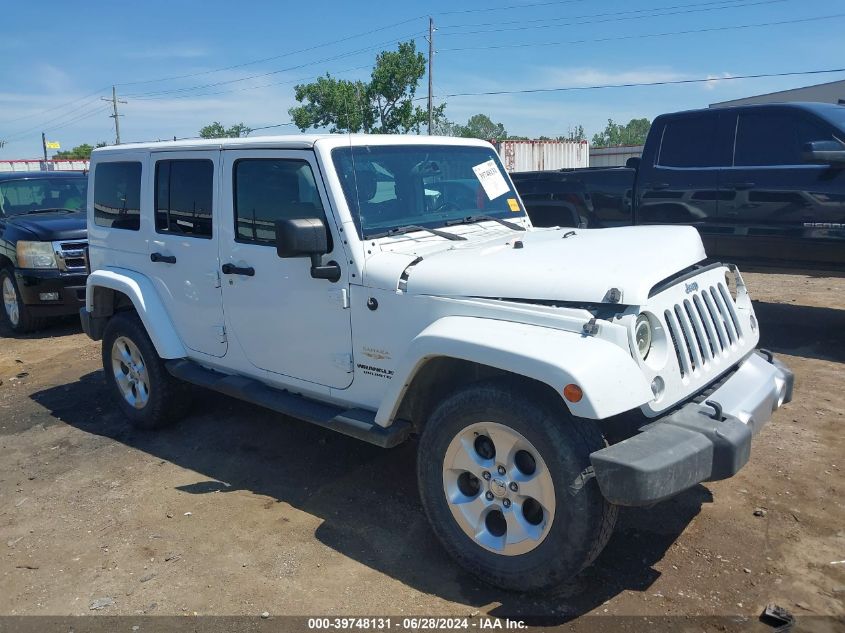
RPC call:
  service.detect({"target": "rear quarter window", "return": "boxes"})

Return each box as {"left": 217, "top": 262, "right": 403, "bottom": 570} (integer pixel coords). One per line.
{"left": 93, "top": 161, "right": 142, "bottom": 230}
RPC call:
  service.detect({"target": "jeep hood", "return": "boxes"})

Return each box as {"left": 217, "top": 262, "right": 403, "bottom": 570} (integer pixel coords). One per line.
{"left": 375, "top": 225, "right": 706, "bottom": 305}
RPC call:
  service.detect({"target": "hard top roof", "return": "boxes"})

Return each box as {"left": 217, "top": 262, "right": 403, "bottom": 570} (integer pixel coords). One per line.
{"left": 0, "top": 171, "right": 86, "bottom": 181}
{"left": 91, "top": 134, "right": 493, "bottom": 155}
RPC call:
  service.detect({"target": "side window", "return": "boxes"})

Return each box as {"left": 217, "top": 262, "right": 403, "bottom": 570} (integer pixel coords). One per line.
{"left": 657, "top": 115, "right": 722, "bottom": 168}
{"left": 233, "top": 159, "right": 329, "bottom": 245}
{"left": 734, "top": 111, "right": 832, "bottom": 166}
{"left": 155, "top": 159, "right": 214, "bottom": 238}
{"left": 93, "top": 161, "right": 142, "bottom": 230}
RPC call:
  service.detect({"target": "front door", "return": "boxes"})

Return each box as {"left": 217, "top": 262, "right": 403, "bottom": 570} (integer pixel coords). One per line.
{"left": 219, "top": 149, "right": 353, "bottom": 389}
{"left": 636, "top": 111, "right": 731, "bottom": 258}
{"left": 147, "top": 151, "right": 226, "bottom": 357}
{"left": 718, "top": 107, "right": 845, "bottom": 267}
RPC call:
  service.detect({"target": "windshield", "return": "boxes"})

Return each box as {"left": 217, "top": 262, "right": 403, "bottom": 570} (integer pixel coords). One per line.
{"left": 332, "top": 145, "right": 525, "bottom": 239}
{"left": 0, "top": 177, "right": 88, "bottom": 216}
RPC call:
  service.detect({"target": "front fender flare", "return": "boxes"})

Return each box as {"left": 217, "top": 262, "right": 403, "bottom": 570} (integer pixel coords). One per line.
{"left": 375, "top": 316, "right": 653, "bottom": 426}
{"left": 86, "top": 268, "right": 186, "bottom": 359}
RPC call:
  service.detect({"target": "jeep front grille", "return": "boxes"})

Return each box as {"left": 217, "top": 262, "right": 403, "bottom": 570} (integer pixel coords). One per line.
{"left": 52, "top": 240, "right": 89, "bottom": 274}
{"left": 663, "top": 282, "right": 742, "bottom": 378}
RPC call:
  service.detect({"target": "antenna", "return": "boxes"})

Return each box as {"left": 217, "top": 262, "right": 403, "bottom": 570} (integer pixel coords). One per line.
{"left": 346, "top": 87, "right": 364, "bottom": 236}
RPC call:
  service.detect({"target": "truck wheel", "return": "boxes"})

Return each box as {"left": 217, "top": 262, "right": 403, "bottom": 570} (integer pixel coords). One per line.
{"left": 417, "top": 380, "right": 617, "bottom": 593}
{"left": 102, "top": 312, "right": 191, "bottom": 429}
{"left": 0, "top": 268, "right": 43, "bottom": 334}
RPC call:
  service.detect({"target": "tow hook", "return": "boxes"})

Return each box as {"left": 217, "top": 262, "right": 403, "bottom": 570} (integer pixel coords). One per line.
{"left": 704, "top": 399, "right": 724, "bottom": 421}
{"left": 758, "top": 348, "right": 774, "bottom": 363}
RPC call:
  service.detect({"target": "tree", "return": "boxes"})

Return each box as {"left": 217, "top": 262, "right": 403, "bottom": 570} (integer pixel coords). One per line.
{"left": 53, "top": 142, "right": 106, "bottom": 159}
{"left": 591, "top": 118, "right": 651, "bottom": 147}
{"left": 289, "top": 40, "right": 438, "bottom": 134}
{"left": 199, "top": 122, "right": 252, "bottom": 138}
{"left": 566, "top": 125, "right": 586, "bottom": 142}
{"left": 454, "top": 114, "right": 508, "bottom": 140}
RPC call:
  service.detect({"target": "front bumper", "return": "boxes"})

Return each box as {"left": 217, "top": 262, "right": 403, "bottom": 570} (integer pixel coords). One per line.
{"left": 15, "top": 269, "right": 87, "bottom": 317}
{"left": 590, "top": 350, "right": 794, "bottom": 506}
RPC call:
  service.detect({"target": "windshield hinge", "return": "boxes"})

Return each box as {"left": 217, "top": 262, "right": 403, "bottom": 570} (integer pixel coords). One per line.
{"left": 329, "top": 288, "right": 349, "bottom": 309}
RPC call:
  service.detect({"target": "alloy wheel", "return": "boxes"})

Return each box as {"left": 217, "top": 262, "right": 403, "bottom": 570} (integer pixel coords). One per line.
{"left": 442, "top": 422, "right": 556, "bottom": 556}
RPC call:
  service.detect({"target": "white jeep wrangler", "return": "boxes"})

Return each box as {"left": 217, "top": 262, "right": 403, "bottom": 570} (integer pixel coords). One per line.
{"left": 80, "top": 135, "right": 793, "bottom": 592}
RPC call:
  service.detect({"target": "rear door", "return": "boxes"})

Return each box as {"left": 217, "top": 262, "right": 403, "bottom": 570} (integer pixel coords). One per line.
{"left": 147, "top": 151, "right": 227, "bottom": 357}
{"left": 718, "top": 107, "right": 845, "bottom": 266}
{"left": 636, "top": 111, "right": 732, "bottom": 257}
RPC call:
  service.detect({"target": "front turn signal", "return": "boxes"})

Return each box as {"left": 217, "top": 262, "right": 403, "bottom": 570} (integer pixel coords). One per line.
{"left": 563, "top": 384, "right": 583, "bottom": 403}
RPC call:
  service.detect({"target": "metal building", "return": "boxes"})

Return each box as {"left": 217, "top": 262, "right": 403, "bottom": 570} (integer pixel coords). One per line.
{"left": 709, "top": 78, "right": 845, "bottom": 108}
{"left": 495, "top": 140, "right": 590, "bottom": 171}
{"left": 589, "top": 145, "right": 644, "bottom": 167}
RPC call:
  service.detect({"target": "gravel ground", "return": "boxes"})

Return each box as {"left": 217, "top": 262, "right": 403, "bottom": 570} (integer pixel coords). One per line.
{"left": 0, "top": 270, "right": 843, "bottom": 624}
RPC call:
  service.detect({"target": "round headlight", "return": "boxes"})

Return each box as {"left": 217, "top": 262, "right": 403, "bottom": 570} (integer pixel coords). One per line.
{"left": 634, "top": 314, "right": 652, "bottom": 360}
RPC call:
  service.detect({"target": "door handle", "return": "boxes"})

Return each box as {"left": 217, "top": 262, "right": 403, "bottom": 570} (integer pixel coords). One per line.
{"left": 221, "top": 263, "right": 255, "bottom": 277}
{"left": 150, "top": 252, "right": 177, "bottom": 264}
{"left": 648, "top": 182, "right": 671, "bottom": 190}
{"left": 730, "top": 182, "right": 756, "bottom": 190}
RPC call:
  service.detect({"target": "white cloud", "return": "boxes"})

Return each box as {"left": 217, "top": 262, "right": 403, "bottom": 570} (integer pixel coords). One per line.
{"left": 704, "top": 72, "right": 735, "bottom": 91}
{"left": 538, "top": 66, "right": 686, "bottom": 88}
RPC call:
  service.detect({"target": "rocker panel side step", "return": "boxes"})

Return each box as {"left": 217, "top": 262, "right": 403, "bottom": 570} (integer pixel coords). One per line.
{"left": 166, "top": 359, "right": 410, "bottom": 448}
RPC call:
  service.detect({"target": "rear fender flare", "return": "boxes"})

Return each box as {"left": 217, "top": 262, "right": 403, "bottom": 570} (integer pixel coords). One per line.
{"left": 86, "top": 268, "right": 186, "bottom": 359}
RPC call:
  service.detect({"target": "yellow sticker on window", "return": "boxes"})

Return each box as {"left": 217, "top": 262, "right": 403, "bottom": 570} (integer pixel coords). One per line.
{"left": 507, "top": 198, "right": 520, "bottom": 212}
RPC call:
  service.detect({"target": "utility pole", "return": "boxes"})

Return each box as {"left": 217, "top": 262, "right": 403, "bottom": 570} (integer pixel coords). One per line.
{"left": 427, "top": 16, "right": 434, "bottom": 135}
{"left": 102, "top": 86, "right": 127, "bottom": 144}
{"left": 41, "top": 132, "right": 48, "bottom": 162}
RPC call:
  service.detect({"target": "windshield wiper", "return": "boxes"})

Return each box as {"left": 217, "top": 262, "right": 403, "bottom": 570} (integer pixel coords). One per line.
{"left": 446, "top": 214, "right": 525, "bottom": 231}
{"left": 368, "top": 224, "right": 467, "bottom": 241}
{"left": 16, "top": 208, "right": 76, "bottom": 215}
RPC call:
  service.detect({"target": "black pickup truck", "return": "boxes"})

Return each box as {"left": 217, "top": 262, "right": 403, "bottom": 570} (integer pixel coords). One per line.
{"left": 0, "top": 171, "right": 89, "bottom": 333}
{"left": 512, "top": 102, "right": 845, "bottom": 268}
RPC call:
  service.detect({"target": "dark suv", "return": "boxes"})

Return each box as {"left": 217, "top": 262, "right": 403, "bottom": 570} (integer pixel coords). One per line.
{"left": 0, "top": 171, "right": 89, "bottom": 333}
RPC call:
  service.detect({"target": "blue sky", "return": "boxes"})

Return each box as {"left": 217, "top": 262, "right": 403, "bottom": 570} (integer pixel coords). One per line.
{"left": 1, "top": 0, "right": 843, "bottom": 159}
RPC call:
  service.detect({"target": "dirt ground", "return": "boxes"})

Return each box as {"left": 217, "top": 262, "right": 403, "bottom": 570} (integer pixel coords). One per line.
{"left": 0, "top": 270, "right": 843, "bottom": 624}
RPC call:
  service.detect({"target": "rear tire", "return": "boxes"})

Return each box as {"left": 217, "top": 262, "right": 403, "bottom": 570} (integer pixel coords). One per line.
{"left": 102, "top": 312, "right": 191, "bottom": 429}
{"left": 0, "top": 268, "right": 44, "bottom": 334}
{"left": 417, "top": 379, "right": 617, "bottom": 593}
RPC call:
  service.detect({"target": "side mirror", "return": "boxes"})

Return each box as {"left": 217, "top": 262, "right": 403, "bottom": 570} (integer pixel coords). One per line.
{"left": 625, "top": 156, "right": 641, "bottom": 169}
{"left": 275, "top": 217, "right": 328, "bottom": 258}
{"left": 802, "top": 140, "right": 845, "bottom": 165}
{"left": 274, "top": 217, "right": 340, "bottom": 282}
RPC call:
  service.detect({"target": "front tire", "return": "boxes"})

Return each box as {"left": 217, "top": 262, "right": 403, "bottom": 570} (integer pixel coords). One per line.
{"left": 102, "top": 312, "right": 191, "bottom": 429}
{"left": 417, "top": 380, "right": 617, "bottom": 593}
{"left": 1, "top": 268, "right": 43, "bottom": 334}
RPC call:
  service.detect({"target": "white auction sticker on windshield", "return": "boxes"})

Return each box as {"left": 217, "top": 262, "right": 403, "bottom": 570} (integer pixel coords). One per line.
{"left": 472, "top": 159, "right": 510, "bottom": 200}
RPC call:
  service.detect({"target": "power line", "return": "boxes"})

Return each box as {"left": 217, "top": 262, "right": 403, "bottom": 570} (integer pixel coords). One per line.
{"left": 1, "top": 96, "right": 105, "bottom": 141}
{"left": 439, "top": 12, "right": 844, "bottom": 51}
{"left": 432, "top": 67, "right": 845, "bottom": 99}
{"left": 131, "top": 64, "right": 373, "bottom": 101}
{"left": 439, "top": 0, "right": 786, "bottom": 35}
{"left": 123, "top": 32, "right": 425, "bottom": 99}
{"left": 437, "top": 0, "right": 590, "bottom": 16}
{"left": 0, "top": 87, "right": 109, "bottom": 127}
{"left": 439, "top": 0, "right": 757, "bottom": 29}
{"left": 118, "top": 15, "right": 428, "bottom": 88}
{"left": 2, "top": 105, "right": 113, "bottom": 146}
